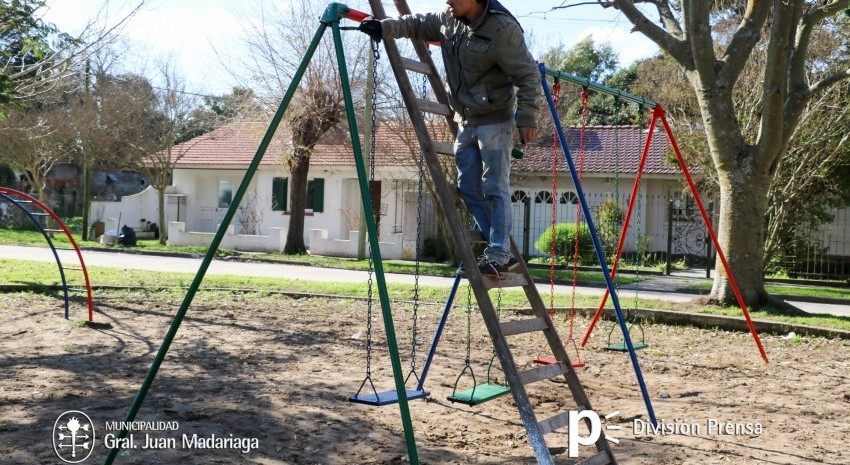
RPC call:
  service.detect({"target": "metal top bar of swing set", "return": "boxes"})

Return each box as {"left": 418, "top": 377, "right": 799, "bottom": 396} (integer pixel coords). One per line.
{"left": 543, "top": 66, "right": 658, "bottom": 108}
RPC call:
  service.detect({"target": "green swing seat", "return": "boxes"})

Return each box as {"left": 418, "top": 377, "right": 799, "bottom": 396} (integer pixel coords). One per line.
{"left": 447, "top": 383, "right": 511, "bottom": 406}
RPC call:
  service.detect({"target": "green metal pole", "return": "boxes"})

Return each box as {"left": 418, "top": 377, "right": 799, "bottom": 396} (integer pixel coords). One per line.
{"left": 103, "top": 21, "right": 330, "bottom": 465}
{"left": 329, "top": 15, "right": 421, "bottom": 465}
{"left": 543, "top": 65, "right": 657, "bottom": 108}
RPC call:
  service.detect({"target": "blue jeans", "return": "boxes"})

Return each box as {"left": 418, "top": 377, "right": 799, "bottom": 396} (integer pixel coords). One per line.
{"left": 454, "top": 120, "right": 513, "bottom": 265}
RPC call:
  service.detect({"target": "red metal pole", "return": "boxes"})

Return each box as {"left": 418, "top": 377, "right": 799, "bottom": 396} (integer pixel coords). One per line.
{"left": 344, "top": 8, "right": 370, "bottom": 22}
{"left": 580, "top": 107, "right": 660, "bottom": 347}
{"left": 0, "top": 187, "right": 94, "bottom": 321}
{"left": 656, "top": 107, "right": 768, "bottom": 362}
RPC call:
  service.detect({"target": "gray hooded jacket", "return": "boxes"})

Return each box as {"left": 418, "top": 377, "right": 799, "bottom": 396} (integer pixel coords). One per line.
{"left": 379, "top": 0, "right": 540, "bottom": 129}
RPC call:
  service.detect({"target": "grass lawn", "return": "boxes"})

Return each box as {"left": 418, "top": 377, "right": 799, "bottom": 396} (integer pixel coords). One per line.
{"left": 2, "top": 257, "right": 848, "bottom": 333}
{"left": 685, "top": 279, "right": 850, "bottom": 301}
{"left": 0, "top": 227, "right": 639, "bottom": 285}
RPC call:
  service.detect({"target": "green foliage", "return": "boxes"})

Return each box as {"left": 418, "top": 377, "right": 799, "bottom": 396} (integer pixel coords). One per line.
{"left": 533, "top": 222, "right": 594, "bottom": 262}
{"left": 0, "top": 163, "right": 15, "bottom": 185}
{"left": 0, "top": 0, "right": 77, "bottom": 112}
{"left": 596, "top": 199, "right": 624, "bottom": 256}
{"left": 540, "top": 36, "right": 619, "bottom": 83}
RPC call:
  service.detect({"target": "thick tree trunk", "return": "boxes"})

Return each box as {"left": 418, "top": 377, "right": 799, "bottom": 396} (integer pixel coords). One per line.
{"left": 685, "top": 71, "right": 772, "bottom": 308}
{"left": 283, "top": 152, "right": 309, "bottom": 255}
{"left": 158, "top": 190, "right": 166, "bottom": 245}
{"left": 711, "top": 155, "right": 771, "bottom": 307}
{"left": 81, "top": 165, "right": 90, "bottom": 241}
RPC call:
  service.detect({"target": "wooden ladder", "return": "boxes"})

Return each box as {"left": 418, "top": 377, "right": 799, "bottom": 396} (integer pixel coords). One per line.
{"left": 366, "top": 1, "right": 617, "bottom": 464}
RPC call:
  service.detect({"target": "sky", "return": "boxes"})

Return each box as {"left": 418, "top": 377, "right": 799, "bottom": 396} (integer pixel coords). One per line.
{"left": 41, "top": 0, "right": 660, "bottom": 96}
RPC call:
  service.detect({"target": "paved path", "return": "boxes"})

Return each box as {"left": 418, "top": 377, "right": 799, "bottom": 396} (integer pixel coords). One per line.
{"left": 1, "top": 244, "right": 847, "bottom": 317}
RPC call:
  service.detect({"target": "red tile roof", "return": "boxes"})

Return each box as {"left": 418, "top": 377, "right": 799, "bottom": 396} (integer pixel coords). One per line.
{"left": 170, "top": 122, "right": 279, "bottom": 166}
{"left": 171, "top": 121, "right": 448, "bottom": 168}
{"left": 515, "top": 125, "right": 679, "bottom": 175}
{"left": 171, "top": 122, "right": 681, "bottom": 175}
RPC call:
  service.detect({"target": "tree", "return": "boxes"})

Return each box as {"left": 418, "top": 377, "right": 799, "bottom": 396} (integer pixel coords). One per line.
{"left": 0, "top": 0, "right": 146, "bottom": 118}
{"left": 538, "top": 37, "right": 641, "bottom": 132}
{"left": 136, "top": 60, "right": 206, "bottom": 245}
{"left": 588, "top": 0, "right": 850, "bottom": 306}
{"left": 540, "top": 36, "right": 619, "bottom": 83}
{"left": 0, "top": 94, "right": 75, "bottom": 202}
{"left": 233, "top": 0, "right": 367, "bottom": 254}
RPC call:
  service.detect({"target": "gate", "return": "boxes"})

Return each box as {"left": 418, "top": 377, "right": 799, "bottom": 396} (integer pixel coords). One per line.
{"left": 666, "top": 193, "right": 714, "bottom": 274}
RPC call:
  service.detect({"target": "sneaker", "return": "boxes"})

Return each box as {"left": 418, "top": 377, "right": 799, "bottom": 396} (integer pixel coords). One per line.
{"left": 504, "top": 257, "right": 520, "bottom": 272}
{"left": 478, "top": 259, "right": 501, "bottom": 279}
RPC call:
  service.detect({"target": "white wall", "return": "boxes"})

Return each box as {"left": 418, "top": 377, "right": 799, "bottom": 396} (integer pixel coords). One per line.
{"left": 89, "top": 185, "right": 160, "bottom": 232}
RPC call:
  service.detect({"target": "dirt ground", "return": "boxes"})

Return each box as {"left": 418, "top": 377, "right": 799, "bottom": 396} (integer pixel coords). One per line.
{"left": 2, "top": 289, "right": 849, "bottom": 465}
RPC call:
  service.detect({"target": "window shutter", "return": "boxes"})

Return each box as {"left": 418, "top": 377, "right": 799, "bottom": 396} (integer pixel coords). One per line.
{"left": 272, "top": 177, "right": 288, "bottom": 211}
{"left": 311, "top": 178, "right": 324, "bottom": 212}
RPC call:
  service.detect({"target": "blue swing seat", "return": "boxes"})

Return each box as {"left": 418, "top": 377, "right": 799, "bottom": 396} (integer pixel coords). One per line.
{"left": 348, "top": 389, "right": 429, "bottom": 407}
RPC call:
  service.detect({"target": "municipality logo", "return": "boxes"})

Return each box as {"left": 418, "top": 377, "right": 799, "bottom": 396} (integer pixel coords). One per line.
{"left": 53, "top": 411, "right": 95, "bottom": 463}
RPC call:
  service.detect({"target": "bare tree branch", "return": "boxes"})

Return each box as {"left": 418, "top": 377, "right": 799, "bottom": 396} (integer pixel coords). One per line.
{"left": 719, "top": 0, "right": 773, "bottom": 83}
{"left": 611, "top": 0, "right": 689, "bottom": 65}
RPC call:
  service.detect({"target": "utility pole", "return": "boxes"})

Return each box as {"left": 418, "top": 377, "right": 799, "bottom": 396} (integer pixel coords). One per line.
{"left": 81, "top": 59, "right": 92, "bottom": 241}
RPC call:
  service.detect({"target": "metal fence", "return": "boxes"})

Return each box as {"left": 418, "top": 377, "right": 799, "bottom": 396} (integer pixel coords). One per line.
{"left": 775, "top": 207, "right": 850, "bottom": 281}
{"left": 418, "top": 186, "right": 849, "bottom": 282}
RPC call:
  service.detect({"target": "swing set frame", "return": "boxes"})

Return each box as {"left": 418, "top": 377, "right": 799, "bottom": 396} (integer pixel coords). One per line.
{"left": 103, "top": 5, "right": 766, "bottom": 465}
{"left": 538, "top": 67, "right": 768, "bottom": 363}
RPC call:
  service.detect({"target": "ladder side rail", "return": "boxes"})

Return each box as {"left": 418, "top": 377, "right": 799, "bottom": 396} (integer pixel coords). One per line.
{"left": 366, "top": 4, "right": 552, "bottom": 464}
{"left": 509, "top": 238, "right": 616, "bottom": 462}
{"left": 0, "top": 187, "right": 95, "bottom": 321}
{"left": 390, "top": 1, "right": 457, "bottom": 135}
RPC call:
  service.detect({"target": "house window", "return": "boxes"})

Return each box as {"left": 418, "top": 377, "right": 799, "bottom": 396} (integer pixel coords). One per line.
{"left": 535, "top": 191, "right": 553, "bottom": 204}
{"left": 560, "top": 191, "right": 579, "bottom": 205}
{"left": 272, "top": 177, "right": 288, "bottom": 211}
{"left": 511, "top": 190, "right": 529, "bottom": 203}
{"left": 306, "top": 178, "right": 325, "bottom": 213}
{"left": 218, "top": 180, "right": 233, "bottom": 208}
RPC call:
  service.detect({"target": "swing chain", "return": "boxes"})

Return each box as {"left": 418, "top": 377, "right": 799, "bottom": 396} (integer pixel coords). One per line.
{"left": 549, "top": 81, "right": 561, "bottom": 319}
{"left": 612, "top": 97, "right": 622, "bottom": 298}
{"left": 464, "top": 283, "right": 473, "bottom": 366}
{"left": 409, "top": 71, "right": 427, "bottom": 377}
{"left": 633, "top": 105, "right": 646, "bottom": 319}
{"left": 363, "top": 37, "right": 381, "bottom": 379}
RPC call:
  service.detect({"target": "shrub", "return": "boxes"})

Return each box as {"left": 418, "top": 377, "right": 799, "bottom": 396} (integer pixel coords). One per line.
{"left": 596, "top": 199, "right": 624, "bottom": 255}
{"left": 534, "top": 223, "right": 594, "bottom": 262}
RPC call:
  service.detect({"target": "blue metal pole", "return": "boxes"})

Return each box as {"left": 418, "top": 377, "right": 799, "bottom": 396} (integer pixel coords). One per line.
{"left": 415, "top": 273, "right": 462, "bottom": 391}
{"left": 538, "top": 62, "right": 657, "bottom": 426}
{"left": 1, "top": 194, "right": 70, "bottom": 318}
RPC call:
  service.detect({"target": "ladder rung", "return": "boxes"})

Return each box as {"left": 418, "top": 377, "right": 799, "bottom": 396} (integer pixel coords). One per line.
{"left": 401, "top": 57, "right": 434, "bottom": 75}
{"left": 500, "top": 317, "right": 549, "bottom": 336}
{"left": 431, "top": 141, "right": 454, "bottom": 156}
{"left": 538, "top": 411, "right": 570, "bottom": 436}
{"left": 537, "top": 405, "right": 589, "bottom": 435}
{"left": 15, "top": 200, "right": 33, "bottom": 203}
{"left": 580, "top": 450, "right": 615, "bottom": 465}
{"left": 519, "top": 361, "right": 568, "bottom": 386}
{"left": 416, "top": 98, "right": 451, "bottom": 116}
{"left": 483, "top": 272, "right": 528, "bottom": 289}
{"left": 44, "top": 228, "right": 64, "bottom": 233}
{"left": 31, "top": 212, "right": 51, "bottom": 216}
{"left": 63, "top": 266, "right": 84, "bottom": 271}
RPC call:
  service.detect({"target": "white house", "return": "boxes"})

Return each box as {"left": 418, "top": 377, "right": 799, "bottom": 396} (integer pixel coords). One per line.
{"left": 90, "top": 120, "right": 715, "bottom": 259}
